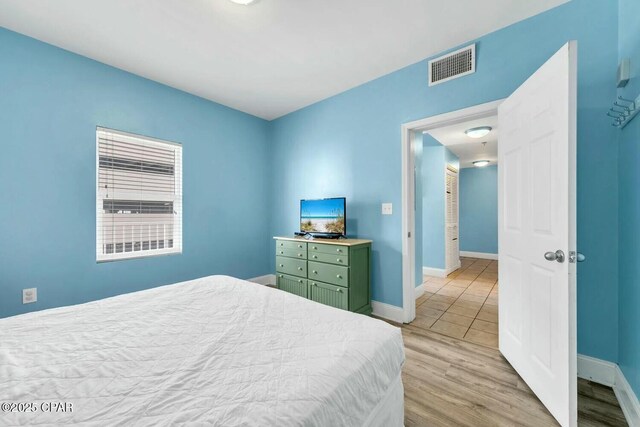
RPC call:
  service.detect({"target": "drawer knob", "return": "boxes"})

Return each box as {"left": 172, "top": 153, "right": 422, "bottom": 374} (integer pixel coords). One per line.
{"left": 337, "top": 258, "right": 341, "bottom": 262}
{"left": 280, "top": 251, "right": 284, "bottom": 254}
{"left": 298, "top": 280, "right": 303, "bottom": 283}
{"left": 313, "top": 246, "right": 318, "bottom": 250}
{"left": 313, "top": 283, "right": 317, "bottom": 286}
{"left": 336, "top": 288, "right": 342, "bottom": 292}
{"left": 298, "top": 245, "right": 303, "bottom": 248}
{"left": 298, "top": 253, "right": 303, "bottom": 257}
{"left": 298, "top": 267, "right": 303, "bottom": 271}
{"left": 279, "top": 264, "right": 284, "bottom": 267}
{"left": 313, "top": 270, "right": 318, "bottom": 274}
{"left": 336, "top": 249, "right": 341, "bottom": 252}
{"left": 337, "top": 274, "right": 342, "bottom": 279}
{"left": 279, "top": 275, "right": 283, "bottom": 278}
{"left": 313, "top": 255, "right": 318, "bottom": 259}
{"left": 280, "top": 243, "right": 284, "bottom": 246}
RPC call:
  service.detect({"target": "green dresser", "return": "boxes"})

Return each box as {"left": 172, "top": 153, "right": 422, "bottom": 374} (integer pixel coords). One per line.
{"left": 274, "top": 237, "right": 372, "bottom": 315}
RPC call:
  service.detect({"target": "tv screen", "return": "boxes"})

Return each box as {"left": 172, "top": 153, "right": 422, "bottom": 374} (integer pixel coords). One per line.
{"left": 300, "top": 198, "right": 346, "bottom": 236}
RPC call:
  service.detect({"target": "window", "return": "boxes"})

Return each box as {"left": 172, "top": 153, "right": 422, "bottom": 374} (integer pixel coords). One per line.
{"left": 96, "top": 128, "right": 182, "bottom": 262}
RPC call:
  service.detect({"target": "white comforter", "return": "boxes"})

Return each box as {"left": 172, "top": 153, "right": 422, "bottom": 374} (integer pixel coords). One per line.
{"left": 0, "top": 276, "right": 405, "bottom": 426}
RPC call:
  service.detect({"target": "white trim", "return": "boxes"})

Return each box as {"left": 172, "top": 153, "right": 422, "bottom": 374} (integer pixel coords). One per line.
{"left": 577, "top": 354, "right": 616, "bottom": 386}
{"left": 248, "top": 274, "right": 276, "bottom": 286}
{"left": 577, "top": 354, "right": 640, "bottom": 427}
{"left": 371, "top": 300, "right": 405, "bottom": 323}
{"left": 401, "top": 99, "right": 504, "bottom": 324}
{"left": 460, "top": 251, "right": 499, "bottom": 260}
{"left": 422, "top": 266, "right": 447, "bottom": 278}
{"left": 414, "top": 283, "right": 425, "bottom": 299}
{"left": 615, "top": 365, "right": 640, "bottom": 427}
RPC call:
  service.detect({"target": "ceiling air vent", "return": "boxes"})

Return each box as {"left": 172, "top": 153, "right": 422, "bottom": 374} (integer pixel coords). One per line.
{"left": 428, "top": 44, "right": 476, "bottom": 86}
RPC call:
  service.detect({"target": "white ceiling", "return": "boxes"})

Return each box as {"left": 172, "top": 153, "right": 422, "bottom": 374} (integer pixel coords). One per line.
{"left": 0, "top": 0, "right": 567, "bottom": 120}
{"left": 426, "top": 116, "right": 498, "bottom": 168}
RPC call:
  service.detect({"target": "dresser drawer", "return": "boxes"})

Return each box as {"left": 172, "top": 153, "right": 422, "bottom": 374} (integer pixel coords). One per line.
{"left": 309, "top": 280, "right": 348, "bottom": 310}
{"left": 276, "top": 256, "right": 307, "bottom": 277}
{"left": 275, "top": 240, "right": 307, "bottom": 252}
{"left": 308, "top": 242, "right": 348, "bottom": 256}
{"left": 275, "top": 247, "right": 307, "bottom": 259}
{"left": 308, "top": 251, "right": 349, "bottom": 266}
{"left": 308, "top": 261, "right": 348, "bottom": 287}
{"left": 277, "top": 273, "right": 308, "bottom": 298}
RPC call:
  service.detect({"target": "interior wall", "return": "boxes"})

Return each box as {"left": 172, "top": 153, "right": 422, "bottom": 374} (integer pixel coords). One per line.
{"left": 414, "top": 133, "right": 423, "bottom": 287}
{"left": 421, "top": 135, "right": 446, "bottom": 271}
{"left": 459, "top": 166, "right": 498, "bottom": 255}
{"left": 617, "top": 0, "right": 640, "bottom": 397}
{"left": 269, "top": 0, "right": 620, "bottom": 362}
{"left": 0, "top": 27, "right": 272, "bottom": 318}
{"left": 420, "top": 135, "right": 459, "bottom": 272}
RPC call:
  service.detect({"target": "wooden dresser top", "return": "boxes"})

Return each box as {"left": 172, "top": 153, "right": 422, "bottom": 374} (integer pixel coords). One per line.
{"left": 273, "top": 236, "right": 372, "bottom": 247}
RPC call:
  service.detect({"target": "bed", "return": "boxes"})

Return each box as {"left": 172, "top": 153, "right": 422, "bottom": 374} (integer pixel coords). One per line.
{"left": 0, "top": 276, "right": 405, "bottom": 426}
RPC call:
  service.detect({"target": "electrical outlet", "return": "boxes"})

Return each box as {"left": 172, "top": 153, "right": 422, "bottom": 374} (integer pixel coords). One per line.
{"left": 382, "top": 203, "right": 393, "bottom": 215}
{"left": 23, "top": 288, "right": 37, "bottom": 304}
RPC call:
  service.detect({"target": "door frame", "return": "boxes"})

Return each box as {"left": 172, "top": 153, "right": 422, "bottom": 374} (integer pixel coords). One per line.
{"left": 400, "top": 99, "right": 504, "bottom": 323}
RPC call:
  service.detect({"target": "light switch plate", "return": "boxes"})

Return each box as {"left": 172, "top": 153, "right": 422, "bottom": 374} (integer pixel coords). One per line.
{"left": 382, "top": 203, "right": 393, "bottom": 215}
{"left": 23, "top": 288, "right": 37, "bottom": 304}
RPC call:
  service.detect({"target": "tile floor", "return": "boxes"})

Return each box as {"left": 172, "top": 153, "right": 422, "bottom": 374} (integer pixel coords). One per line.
{"left": 415, "top": 257, "right": 499, "bottom": 348}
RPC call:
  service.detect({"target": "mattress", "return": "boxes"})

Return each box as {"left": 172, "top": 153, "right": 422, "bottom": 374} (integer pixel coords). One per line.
{"left": 0, "top": 275, "right": 405, "bottom": 426}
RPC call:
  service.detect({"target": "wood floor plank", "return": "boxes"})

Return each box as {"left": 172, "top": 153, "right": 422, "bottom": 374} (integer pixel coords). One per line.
{"left": 388, "top": 266, "right": 629, "bottom": 427}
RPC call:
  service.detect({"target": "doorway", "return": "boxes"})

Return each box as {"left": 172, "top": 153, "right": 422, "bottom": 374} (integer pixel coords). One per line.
{"left": 400, "top": 42, "right": 578, "bottom": 426}
{"left": 416, "top": 115, "right": 499, "bottom": 347}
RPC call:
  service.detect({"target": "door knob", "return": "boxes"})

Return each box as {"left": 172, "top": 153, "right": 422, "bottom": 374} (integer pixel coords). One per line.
{"left": 544, "top": 250, "right": 565, "bottom": 263}
{"left": 569, "top": 251, "right": 586, "bottom": 263}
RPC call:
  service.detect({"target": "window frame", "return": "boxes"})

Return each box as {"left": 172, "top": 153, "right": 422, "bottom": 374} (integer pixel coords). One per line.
{"left": 96, "top": 127, "right": 183, "bottom": 262}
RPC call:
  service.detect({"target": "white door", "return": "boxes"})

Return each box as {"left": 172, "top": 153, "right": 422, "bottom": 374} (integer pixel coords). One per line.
{"left": 498, "top": 42, "right": 577, "bottom": 427}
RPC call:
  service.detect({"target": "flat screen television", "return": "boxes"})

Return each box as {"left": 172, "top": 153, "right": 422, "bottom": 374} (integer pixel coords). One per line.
{"left": 300, "top": 197, "right": 346, "bottom": 237}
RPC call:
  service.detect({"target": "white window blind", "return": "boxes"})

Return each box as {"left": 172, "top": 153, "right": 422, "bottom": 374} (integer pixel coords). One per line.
{"left": 96, "top": 128, "right": 182, "bottom": 262}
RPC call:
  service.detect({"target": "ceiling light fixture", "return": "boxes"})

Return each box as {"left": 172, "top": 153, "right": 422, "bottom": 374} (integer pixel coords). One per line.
{"left": 229, "top": 0, "right": 257, "bottom": 4}
{"left": 473, "top": 160, "right": 490, "bottom": 167}
{"left": 465, "top": 126, "right": 492, "bottom": 138}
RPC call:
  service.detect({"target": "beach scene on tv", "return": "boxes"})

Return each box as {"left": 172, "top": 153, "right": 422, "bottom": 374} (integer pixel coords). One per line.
{"left": 300, "top": 198, "right": 345, "bottom": 235}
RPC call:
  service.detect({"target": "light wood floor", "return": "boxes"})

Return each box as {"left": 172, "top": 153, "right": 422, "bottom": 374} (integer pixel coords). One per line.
{"left": 392, "top": 295, "right": 629, "bottom": 426}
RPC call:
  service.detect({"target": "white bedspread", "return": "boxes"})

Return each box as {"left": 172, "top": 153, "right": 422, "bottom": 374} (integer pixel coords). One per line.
{"left": 0, "top": 276, "right": 405, "bottom": 426}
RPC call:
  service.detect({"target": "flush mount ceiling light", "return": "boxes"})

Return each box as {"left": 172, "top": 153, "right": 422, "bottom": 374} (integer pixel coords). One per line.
{"left": 229, "top": 0, "right": 257, "bottom": 4}
{"left": 473, "top": 160, "right": 490, "bottom": 167}
{"left": 465, "top": 126, "right": 492, "bottom": 138}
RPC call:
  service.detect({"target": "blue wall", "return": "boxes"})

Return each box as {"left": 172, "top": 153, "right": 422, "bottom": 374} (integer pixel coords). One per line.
{"left": 459, "top": 166, "right": 498, "bottom": 254}
{"left": 421, "top": 135, "right": 459, "bottom": 270}
{"left": 617, "top": 0, "right": 640, "bottom": 398}
{"left": 0, "top": 0, "right": 627, "bottom": 368}
{"left": 414, "top": 134, "right": 423, "bottom": 286}
{"left": 0, "top": 27, "right": 272, "bottom": 318}
{"left": 270, "top": 0, "right": 620, "bottom": 362}
{"left": 422, "top": 136, "right": 446, "bottom": 270}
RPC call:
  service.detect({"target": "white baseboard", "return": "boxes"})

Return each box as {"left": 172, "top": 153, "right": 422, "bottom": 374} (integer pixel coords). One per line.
{"left": 460, "top": 251, "right": 498, "bottom": 260}
{"left": 578, "top": 354, "right": 640, "bottom": 426}
{"left": 577, "top": 354, "right": 616, "bottom": 386}
{"left": 422, "top": 266, "right": 446, "bottom": 278}
{"left": 248, "top": 274, "right": 276, "bottom": 286}
{"left": 615, "top": 365, "right": 640, "bottom": 427}
{"left": 415, "top": 283, "right": 425, "bottom": 299}
{"left": 371, "top": 300, "right": 404, "bottom": 323}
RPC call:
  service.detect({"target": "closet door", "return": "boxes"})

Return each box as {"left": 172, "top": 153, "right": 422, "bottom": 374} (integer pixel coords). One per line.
{"left": 445, "top": 166, "right": 459, "bottom": 272}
